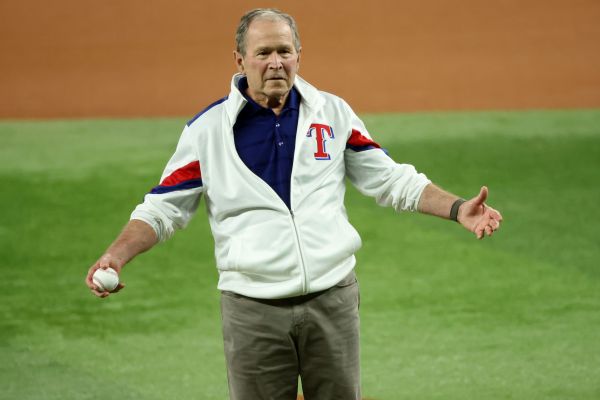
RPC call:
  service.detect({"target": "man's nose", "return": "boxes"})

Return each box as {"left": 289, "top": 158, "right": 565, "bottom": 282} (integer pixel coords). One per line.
{"left": 267, "top": 52, "right": 283, "bottom": 69}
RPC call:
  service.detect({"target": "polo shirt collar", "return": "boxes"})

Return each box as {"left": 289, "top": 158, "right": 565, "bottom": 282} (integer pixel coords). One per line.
{"left": 237, "top": 76, "right": 301, "bottom": 115}
{"left": 225, "top": 74, "right": 324, "bottom": 125}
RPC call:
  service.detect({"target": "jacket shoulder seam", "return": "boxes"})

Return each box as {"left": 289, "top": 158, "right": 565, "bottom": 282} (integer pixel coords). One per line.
{"left": 186, "top": 96, "right": 228, "bottom": 127}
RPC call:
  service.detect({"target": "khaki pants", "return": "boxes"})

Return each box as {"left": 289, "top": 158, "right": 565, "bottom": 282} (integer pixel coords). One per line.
{"left": 220, "top": 271, "right": 361, "bottom": 400}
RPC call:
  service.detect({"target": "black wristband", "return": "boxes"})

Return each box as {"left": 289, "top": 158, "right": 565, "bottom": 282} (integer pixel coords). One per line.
{"left": 450, "top": 199, "right": 466, "bottom": 222}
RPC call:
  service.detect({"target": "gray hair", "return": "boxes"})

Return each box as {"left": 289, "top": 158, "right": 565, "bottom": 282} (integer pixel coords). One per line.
{"left": 235, "top": 8, "right": 301, "bottom": 56}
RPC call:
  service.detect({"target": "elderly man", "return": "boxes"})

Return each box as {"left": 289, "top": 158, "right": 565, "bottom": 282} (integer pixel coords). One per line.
{"left": 86, "top": 8, "right": 502, "bottom": 400}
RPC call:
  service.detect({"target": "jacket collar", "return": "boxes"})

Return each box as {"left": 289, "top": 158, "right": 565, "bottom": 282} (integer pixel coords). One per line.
{"left": 224, "top": 73, "right": 324, "bottom": 125}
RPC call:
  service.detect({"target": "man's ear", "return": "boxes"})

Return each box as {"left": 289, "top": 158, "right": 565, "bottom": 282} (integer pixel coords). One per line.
{"left": 296, "top": 47, "right": 302, "bottom": 71}
{"left": 233, "top": 51, "right": 245, "bottom": 73}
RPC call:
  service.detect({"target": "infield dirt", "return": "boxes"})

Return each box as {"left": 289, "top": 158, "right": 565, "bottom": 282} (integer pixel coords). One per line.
{"left": 1, "top": 0, "right": 599, "bottom": 118}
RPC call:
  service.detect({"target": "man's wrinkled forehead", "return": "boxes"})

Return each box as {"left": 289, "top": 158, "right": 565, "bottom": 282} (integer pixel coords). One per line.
{"left": 236, "top": 9, "right": 301, "bottom": 56}
{"left": 246, "top": 20, "right": 294, "bottom": 46}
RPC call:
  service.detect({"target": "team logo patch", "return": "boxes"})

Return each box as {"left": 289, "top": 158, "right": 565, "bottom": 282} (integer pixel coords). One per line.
{"left": 306, "top": 123, "right": 335, "bottom": 160}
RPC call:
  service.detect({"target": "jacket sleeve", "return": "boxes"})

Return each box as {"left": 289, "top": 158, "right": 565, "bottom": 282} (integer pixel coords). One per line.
{"left": 343, "top": 104, "right": 431, "bottom": 212}
{"left": 130, "top": 125, "right": 204, "bottom": 242}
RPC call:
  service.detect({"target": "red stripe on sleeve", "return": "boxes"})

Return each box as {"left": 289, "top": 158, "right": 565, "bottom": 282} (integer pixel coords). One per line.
{"left": 160, "top": 161, "right": 201, "bottom": 186}
{"left": 347, "top": 129, "right": 381, "bottom": 148}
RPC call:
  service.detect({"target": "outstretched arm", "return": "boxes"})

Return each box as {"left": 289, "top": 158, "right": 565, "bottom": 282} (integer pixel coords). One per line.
{"left": 417, "top": 183, "right": 503, "bottom": 239}
{"left": 85, "top": 219, "right": 158, "bottom": 298}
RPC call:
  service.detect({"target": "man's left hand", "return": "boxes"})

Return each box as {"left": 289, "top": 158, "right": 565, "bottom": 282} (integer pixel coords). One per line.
{"left": 457, "top": 186, "right": 503, "bottom": 239}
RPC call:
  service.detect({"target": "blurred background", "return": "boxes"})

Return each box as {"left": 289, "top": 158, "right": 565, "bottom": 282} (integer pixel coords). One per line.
{"left": 1, "top": 0, "right": 599, "bottom": 118}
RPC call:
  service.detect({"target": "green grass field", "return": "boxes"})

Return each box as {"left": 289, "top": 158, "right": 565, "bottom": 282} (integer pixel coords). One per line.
{"left": 1, "top": 110, "right": 599, "bottom": 399}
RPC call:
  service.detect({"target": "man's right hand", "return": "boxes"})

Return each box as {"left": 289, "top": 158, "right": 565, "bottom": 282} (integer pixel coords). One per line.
{"left": 85, "top": 219, "right": 159, "bottom": 298}
{"left": 85, "top": 254, "right": 126, "bottom": 298}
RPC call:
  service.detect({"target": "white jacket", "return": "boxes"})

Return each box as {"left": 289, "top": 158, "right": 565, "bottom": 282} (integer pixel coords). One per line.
{"left": 131, "top": 74, "right": 430, "bottom": 299}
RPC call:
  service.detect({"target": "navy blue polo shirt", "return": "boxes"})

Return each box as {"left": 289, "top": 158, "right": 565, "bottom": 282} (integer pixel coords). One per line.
{"left": 233, "top": 77, "right": 300, "bottom": 209}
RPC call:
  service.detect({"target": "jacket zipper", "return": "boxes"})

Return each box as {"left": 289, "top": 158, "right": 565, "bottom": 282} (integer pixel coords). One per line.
{"left": 226, "top": 104, "right": 313, "bottom": 294}
{"left": 288, "top": 115, "right": 316, "bottom": 295}
{"left": 289, "top": 210, "right": 309, "bottom": 294}
{"left": 227, "top": 137, "right": 310, "bottom": 294}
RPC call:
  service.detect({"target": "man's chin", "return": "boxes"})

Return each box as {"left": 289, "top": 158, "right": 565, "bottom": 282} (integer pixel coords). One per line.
{"left": 266, "top": 78, "right": 291, "bottom": 88}
{"left": 264, "top": 86, "right": 290, "bottom": 99}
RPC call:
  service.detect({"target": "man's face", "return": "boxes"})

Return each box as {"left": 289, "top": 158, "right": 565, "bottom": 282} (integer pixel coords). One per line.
{"left": 234, "top": 18, "right": 301, "bottom": 106}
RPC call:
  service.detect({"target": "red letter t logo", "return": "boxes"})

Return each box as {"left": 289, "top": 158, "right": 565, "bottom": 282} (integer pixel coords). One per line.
{"left": 306, "top": 123, "right": 335, "bottom": 160}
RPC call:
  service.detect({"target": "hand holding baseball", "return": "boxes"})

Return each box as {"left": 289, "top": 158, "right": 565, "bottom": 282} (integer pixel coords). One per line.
{"left": 85, "top": 254, "right": 125, "bottom": 298}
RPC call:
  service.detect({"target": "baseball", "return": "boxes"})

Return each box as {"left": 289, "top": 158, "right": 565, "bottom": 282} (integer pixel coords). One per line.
{"left": 92, "top": 267, "right": 119, "bottom": 292}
